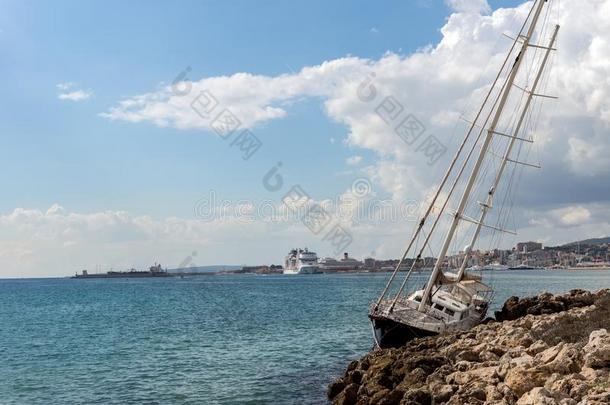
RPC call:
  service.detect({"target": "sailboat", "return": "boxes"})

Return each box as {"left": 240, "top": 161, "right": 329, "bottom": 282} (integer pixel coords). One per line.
{"left": 369, "top": 0, "right": 559, "bottom": 348}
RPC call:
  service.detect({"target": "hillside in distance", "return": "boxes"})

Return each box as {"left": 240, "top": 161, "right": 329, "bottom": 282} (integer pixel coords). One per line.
{"left": 564, "top": 237, "right": 610, "bottom": 247}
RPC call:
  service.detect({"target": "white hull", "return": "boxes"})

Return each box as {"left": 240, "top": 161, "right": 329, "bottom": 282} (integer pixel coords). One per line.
{"left": 483, "top": 264, "right": 509, "bottom": 271}
{"left": 284, "top": 248, "right": 320, "bottom": 275}
{"left": 283, "top": 265, "right": 321, "bottom": 275}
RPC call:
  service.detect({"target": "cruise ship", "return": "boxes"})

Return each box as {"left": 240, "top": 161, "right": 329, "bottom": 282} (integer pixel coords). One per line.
{"left": 283, "top": 248, "right": 321, "bottom": 275}
{"left": 318, "top": 253, "right": 363, "bottom": 272}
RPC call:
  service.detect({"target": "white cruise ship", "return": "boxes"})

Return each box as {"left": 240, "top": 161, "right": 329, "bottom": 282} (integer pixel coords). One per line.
{"left": 283, "top": 248, "right": 321, "bottom": 275}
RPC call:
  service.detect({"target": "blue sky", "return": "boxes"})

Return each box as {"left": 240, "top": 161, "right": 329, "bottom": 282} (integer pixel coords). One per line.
{"left": 0, "top": 0, "right": 522, "bottom": 218}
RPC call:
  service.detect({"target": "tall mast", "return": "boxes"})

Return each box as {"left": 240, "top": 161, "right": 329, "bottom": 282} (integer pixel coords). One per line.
{"left": 373, "top": 0, "right": 537, "bottom": 311}
{"left": 456, "top": 24, "right": 560, "bottom": 280}
{"left": 418, "top": 0, "right": 549, "bottom": 312}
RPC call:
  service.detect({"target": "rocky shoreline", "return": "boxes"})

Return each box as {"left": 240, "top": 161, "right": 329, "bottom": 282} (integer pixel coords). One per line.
{"left": 328, "top": 289, "right": 610, "bottom": 405}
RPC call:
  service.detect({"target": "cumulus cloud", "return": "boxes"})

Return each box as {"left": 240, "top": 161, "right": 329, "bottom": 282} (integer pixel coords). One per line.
{"left": 550, "top": 206, "right": 593, "bottom": 227}
{"left": 57, "top": 82, "right": 93, "bottom": 101}
{"left": 445, "top": 0, "right": 491, "bottom": 14}
{"left": 520, "top": 202, "right": 610, "bottom": 246}
{"left": 101, "top": 59, "right": 370, "bottom": 129}
{"left": 346, "top": 155, "right": 363, "bottom": 166}
{"left": 95, "top": 0, "right": 610, "bottom": 255}
{"left": 56, "top": 82, "right": 76, "bottom": 91}
{"left": 0, "top": 204, "right": 262, "bottom": 277}
{"left": 0, "top": 198, "right": 420, "bottom": 277}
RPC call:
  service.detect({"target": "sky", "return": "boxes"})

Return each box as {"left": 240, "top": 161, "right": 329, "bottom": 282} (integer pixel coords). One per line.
{"left": 1, "top": 0, "right": 609, "bottom": 277}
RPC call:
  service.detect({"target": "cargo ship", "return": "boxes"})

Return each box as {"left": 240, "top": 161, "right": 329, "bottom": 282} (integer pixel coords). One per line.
{"left": 71, "top": 263, "right": 173, "bottom": 278}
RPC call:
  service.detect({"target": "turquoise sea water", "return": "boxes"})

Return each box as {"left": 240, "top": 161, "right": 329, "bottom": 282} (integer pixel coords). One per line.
{"left": 1, "top": 270, "right": 610, "bottom": 404}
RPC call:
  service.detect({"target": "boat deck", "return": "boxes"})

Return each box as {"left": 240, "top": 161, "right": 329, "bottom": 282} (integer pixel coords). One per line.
{"left": 371, "top": 301, "right": 447, "bottom": 333}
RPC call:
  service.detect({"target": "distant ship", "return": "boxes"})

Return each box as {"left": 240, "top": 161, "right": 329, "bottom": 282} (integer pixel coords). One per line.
{"left": 568, "top": 261, "right": 610, "bottom": 271}
{"left": 508, "top": 264, "right": 535, "bottom": 270}
{"left": 318, "top": 253, "right": 363, "bottom": 272}
{"left": 283, "top": 248, "right": 321, "bottom": 275}
{"left": 72, "top": 263, "right": 173, "bottom": 278}
{"left": 483, "top": 262, "right": 509, "bottom": 271}
{"left": 508, "top": 263, "right": 544, "bottom": 270}
{"left": 469, "top": 262, "right": 509, "bottom": 271}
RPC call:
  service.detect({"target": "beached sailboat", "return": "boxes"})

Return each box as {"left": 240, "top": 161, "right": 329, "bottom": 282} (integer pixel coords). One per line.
{"left": 369, "top": 0, "right": 559, "bottom": 348}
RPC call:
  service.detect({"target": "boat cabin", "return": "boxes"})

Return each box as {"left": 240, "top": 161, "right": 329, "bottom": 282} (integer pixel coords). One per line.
{"left": 407, "top": 289, "right": 468, "bottom": 322}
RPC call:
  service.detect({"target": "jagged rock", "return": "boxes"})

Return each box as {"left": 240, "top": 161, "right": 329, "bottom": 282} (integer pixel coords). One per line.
{"left": 335, "top": 383, "right": 359, "bottom": 405}
{"left": 516, "top": 387, "right": 558, "bottom": 405}
{"left": 502, "top": 352, "right": 534, "bottom": 370}
{"left": 583, "top": 329, "right": 610, "bottom": 369}
{"left": 328, "top": 378, "right": 346, "bottom": 400}
{"left": 545, "top": 345, "right": 583, "bottom": 374}
{"left": 433, "top": 384, "right": 454, "bottom": 403}
{"left": 447, "top": 366, "right": 498, "bottom": 386}
{"left": 455, "top": 350, "right": 480, "bottom": 363}
{"left": 485, "top": 384, "right": 503, "bottom": 402}
{"left": 400, "top": 368, "right": 427, "bottom": 386}
{"left": 536, "top": 343, "right": 565, "bottom": 364}
{"left": 505, "top": 366, "right": 550, "bottom": 397}
{"left": 348, "top": 369, "right": 364, "bottom": 385}
{"left": 527, "top": 339, "right": 549, "bottom": 355}
{"left": 329, "top": 290, "right": 610, "bottom": 405}
{"left": 400, "top": 388, "right": 431, "bottom": 405}
{"left": 494, "top": 290, "right": 607, "bottom": 322}
{"left": 378, "top": 389, "right": 404, "bottom": 405}
{"left": 369, "top": 388, "right": 390, "bottom": 404}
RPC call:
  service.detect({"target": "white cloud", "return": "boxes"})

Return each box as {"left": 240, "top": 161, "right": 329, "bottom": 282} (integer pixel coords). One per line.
{"left": 101, "top": 58, "right": 370, "bottom": 129}
{"left": 521, "top": 203, "right": 610, "bottom": 245}
{"left": 346, "top": 155, "right": 363, "bottom": 166}
{"left": 0, "top": 204, "right": 266, "bottom": 277}
{"left": 556, "top": 206, "right": 592, "bottom": 226}
{"left": 58, "top": 90, "right": 93, "bottom": 101}
{"left": 102, "top": 1, "right": 570, "bottom": 194}
{"left": 0, "top": 199, "right": 420, "bottom": 277}
{"left": 56, "top": 82, "right": 76, "bottom": 91}
{"left": 445, "top": 0, "right": 491, "bottom": 14}
{"left": 95, "top": 0, "right": 610, "bottom": 259}
{"left": 57, "top": 82, "right": 93, "bottom": 102}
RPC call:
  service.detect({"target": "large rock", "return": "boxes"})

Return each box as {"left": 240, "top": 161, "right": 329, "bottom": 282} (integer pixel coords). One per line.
{"left": 494, "top": 290, "right": 603, "bottom": 322}
{"left": 516, "top": 387, "right": 558, "bottom": 405}
{"left": 583, "top": 329, "right": 610, "bottom": 369}
{"left": 505, "top": 366, "right": 550, "bottom": 397}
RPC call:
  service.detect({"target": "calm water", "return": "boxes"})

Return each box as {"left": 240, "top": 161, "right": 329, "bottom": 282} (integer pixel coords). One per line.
{"left": 1, "top": 270, "right": 610, "bottom": 404}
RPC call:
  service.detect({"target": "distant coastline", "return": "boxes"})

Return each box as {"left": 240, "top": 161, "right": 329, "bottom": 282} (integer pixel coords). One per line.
{"left": 69, "top": 237, "right": 610, "bottom": 278}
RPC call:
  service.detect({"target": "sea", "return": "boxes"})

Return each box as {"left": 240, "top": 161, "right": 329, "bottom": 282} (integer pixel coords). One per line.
{"left": 1, "top": 270, "right": 609, "bottom": 405}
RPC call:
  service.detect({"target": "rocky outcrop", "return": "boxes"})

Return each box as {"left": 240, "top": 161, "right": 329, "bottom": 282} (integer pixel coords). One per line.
{"left": 329, "top": 289, "right": 610, "bottom": 405}
{"left": 494, "top": 289, "right": 601, "bottom": 322}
